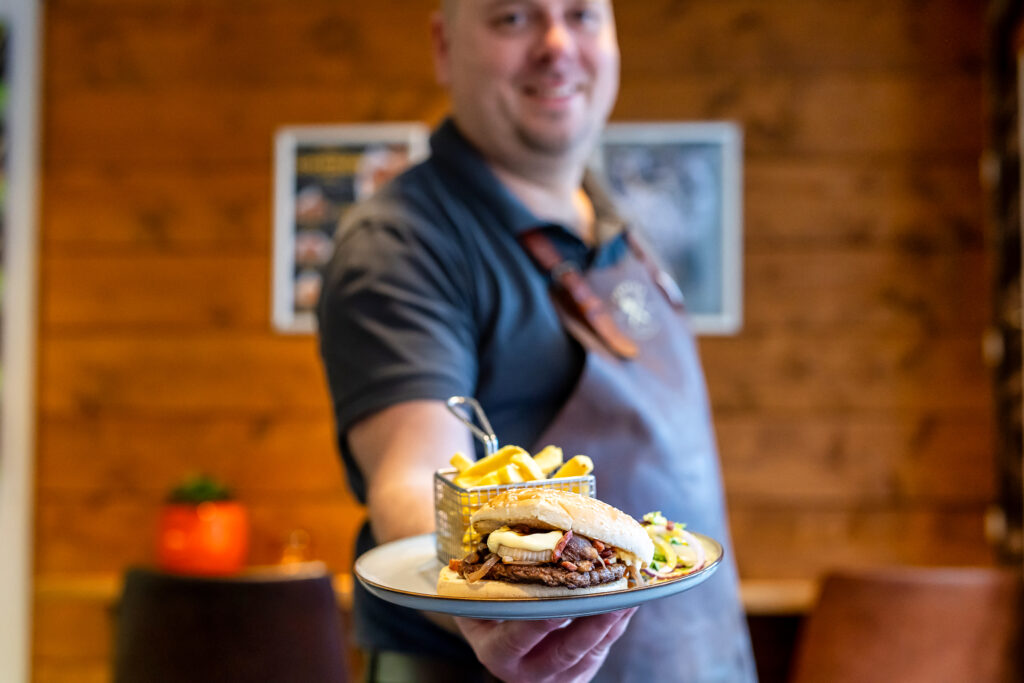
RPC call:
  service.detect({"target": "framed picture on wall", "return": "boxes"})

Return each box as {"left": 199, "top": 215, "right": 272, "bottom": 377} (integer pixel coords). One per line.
{"left": 593, "top": 122, "right": 743, "bottom": 335}
{"left": 0, "top": 0, "right": 43, "bottom": 677}
{"left": 272, "top": 123, "right": 430, "bottom": 333}
{"left": 1, "top": 20, "right": 8, "bottom": 375}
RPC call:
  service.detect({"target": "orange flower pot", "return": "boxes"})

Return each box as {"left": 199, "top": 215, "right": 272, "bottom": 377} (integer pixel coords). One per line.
{"left": 157, "top": 501, "right": 249, "bottom": 576}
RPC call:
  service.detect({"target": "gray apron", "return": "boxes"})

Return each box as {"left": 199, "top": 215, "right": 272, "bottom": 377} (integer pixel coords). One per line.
{"left": 525, "top": 231, "right": 758, "bottom": 683}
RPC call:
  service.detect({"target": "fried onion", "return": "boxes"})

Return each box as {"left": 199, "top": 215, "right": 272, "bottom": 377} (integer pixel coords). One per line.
{"left": 466, "top": 553, "right": 500, "bottom": 583}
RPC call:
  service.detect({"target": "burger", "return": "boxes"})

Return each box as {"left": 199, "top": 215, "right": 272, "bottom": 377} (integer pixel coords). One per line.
{"left": 437, "top": 488, "right": 655, "bottom": 598}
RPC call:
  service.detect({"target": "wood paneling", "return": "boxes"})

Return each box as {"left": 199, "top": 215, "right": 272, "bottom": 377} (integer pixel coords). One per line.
{"left": 37, "top": 415, "right": 342, "bottom": 493}
{"left": 42, "top": 168, "right": 271, "bottom": 252}
{"left": 33, "top": 600, "right": 114, "bottom": 662}
{"left": 717, "top": 411, "right": 996, "bottom": 503}
{"left": 615, "top": 0, "right": 982, "bottom": 75}
{"left": 38, "top": 335, "right": 328, "bottom": 415}
{"left": 744, "top": 159, "right": 984, "bottom": 251}
{"left": 41, "top": 254, "right": 270, "bottom": 329}
{"left": 34, "top": 0, "right": 995, "bottom": 680}
{"left": 741, "top": 251, "right": 989, "bottom": 335}
{"left": 729, "top": 506, "right": 994, "bottom": 579}
{"left": 35, "top": 496, "right": 366, "bottom": 573}
{"left": 702, "top": 336, "right": 989, "bottom": 412}
{"left": 44, "top": 74, "right": 979, "bottom": 166}
{"left": 40, "top": 248, "right": 989, "bottom": 334}
{"left": 36, "top": 332, "right": 988, "bottom": 419}
{"left": 42, "top": 159, "right": 984, "bottom": 253}
{"left": 616, "top": 75, "right": 983, "bottom": 156}
{"left": 44, "top": 85, "right": 448, "bottom": 167}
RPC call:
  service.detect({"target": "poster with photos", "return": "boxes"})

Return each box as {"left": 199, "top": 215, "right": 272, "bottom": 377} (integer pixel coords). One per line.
{"left": 272, "top": 124, "right": 429, "bottom": 333}
{"left": 594, "top": 122, "right": 743, "bottom": 335}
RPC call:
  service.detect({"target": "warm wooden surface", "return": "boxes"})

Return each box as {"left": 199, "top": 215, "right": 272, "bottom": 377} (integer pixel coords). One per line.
{"left": 35, "top": 0, "right": 995, "bottom": 680}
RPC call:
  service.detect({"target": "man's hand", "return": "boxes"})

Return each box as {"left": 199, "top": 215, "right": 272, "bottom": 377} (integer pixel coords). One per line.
{"left": 455, "top": 608, "right": 638, "bottom": 683}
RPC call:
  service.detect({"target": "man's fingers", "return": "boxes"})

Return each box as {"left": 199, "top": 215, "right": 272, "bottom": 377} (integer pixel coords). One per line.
{"left": 453, "top": 616, "right": 498, "bottom": 642}
{"left": 561, "top": 608, "right": 638, "bottom": 680}
{"left": 455, "top": 616, "right": 575, "bottom": 659}
{"left": 525, "top": 608, "right": 637, "bottom": 673}
{"left": 497, "top": 617, "right": 578, "bottom": 656}
{"left": 457, "top": 609, "right": 638, "bottom": 683}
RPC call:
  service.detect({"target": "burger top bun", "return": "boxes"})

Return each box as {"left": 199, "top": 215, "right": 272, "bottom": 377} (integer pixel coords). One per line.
{"left": 470, "top": 488, "right": 654, "bottom": 566}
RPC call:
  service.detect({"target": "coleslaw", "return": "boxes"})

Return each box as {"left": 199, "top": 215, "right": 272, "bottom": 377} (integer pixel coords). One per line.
{"left": 640, "top": 511, "right": 707, "bottom": 581}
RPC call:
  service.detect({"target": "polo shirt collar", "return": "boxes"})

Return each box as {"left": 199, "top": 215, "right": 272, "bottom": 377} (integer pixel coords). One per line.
{"left": 429, "top": 118, "right": 628, "bottom": 245}
{"left": 429, "top": 118, "right": 540, "bottom": 235}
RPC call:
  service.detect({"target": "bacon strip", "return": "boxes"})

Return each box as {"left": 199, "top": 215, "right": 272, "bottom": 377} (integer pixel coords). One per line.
{"left": 551, "top": 530, "right": 573, "bottom": 561}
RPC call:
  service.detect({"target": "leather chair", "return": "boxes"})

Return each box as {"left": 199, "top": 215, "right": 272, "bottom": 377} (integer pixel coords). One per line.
{"left": 114, "top": 564, "right": 348, "bottom": 683}
{"left": 788, "top": 566, "right": 1023, "bottom": 683}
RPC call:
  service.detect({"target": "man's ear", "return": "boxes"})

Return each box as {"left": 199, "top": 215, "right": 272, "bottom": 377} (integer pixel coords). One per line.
{"left": 430, "top": 11, "right": 452, "bottom": 87}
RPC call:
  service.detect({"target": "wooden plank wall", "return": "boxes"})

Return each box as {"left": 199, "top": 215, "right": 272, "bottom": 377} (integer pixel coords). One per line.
{"left": 33, "top": 0, "right": 994, "bottom": 680}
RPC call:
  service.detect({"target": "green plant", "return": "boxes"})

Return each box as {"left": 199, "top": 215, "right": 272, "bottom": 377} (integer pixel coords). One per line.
{"left": 166, "top": 474, "right": 235, "bottom": 504}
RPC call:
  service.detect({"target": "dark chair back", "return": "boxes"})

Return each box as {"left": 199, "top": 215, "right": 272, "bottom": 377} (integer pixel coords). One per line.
{"left": 114, "top": 565, "right": 348, "bottom": 683}
{"left": 789, "top": 566, "right": 1023, "bottom": 683}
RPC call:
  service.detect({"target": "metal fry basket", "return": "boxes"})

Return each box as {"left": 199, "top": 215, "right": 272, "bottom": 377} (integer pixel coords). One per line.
{"left": 433, "top": 470, "right": 596, "bottom": 564}
{"left": 434, "top": 396, "right": 597, "bottom": 564}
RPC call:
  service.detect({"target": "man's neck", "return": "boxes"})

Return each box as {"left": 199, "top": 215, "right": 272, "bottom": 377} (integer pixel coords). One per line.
{"left": 490, "top": 162, "right": 596, "bottom": 245}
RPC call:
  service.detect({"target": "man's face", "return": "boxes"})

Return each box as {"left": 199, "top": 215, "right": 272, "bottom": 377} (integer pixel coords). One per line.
{"left": 434, "top": 0, "right": 620, "bottom": 168}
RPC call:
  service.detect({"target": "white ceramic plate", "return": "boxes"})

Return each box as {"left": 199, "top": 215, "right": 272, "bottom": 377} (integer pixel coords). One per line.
{"left": 354, "top": 532, "right": 722, "bottom": 620}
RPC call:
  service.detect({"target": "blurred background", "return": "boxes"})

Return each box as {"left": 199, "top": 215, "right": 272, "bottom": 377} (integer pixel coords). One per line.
{"left": 2, "top": 0, "right": 1022, "bottom": 681}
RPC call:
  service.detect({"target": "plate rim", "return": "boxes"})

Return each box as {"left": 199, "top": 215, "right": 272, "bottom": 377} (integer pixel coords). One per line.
{"left": 353, "top": 531, "right": 723, "bottom": 617}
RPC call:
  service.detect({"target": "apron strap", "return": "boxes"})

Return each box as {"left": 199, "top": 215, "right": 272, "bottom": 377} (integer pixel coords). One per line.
{"left": 519, "top": 229, "right": 638, "bottom": 359}
{"left": 624, "top": 230, "right": 687, "bottom": 310}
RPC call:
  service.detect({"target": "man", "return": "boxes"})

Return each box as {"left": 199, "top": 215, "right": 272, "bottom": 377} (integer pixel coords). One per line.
{"left": 318, "top": 1, "right": 757, "bottom": 681}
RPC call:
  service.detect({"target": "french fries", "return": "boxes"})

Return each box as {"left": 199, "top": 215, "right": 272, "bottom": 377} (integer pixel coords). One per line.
{"left": 511, "top": 453, "right": 545, "bottom": 481}
{"left": 449, "top": 451, "right": 474, "bottom": 473}
{"left": 532, "top": 445, "right": 564, "bottom": 475}
{"left": 443, "top": 444, "right": 595, "bottom": 557}
{"left": 498, "top": 463, "right": 525, "bottom": 484}
{"left": 452, "top": 445, "right": 528, "bottom": 488}
{"left": 450, "top": 445, "right": 593, "bottom": 489}
{"left": 473, "top": 470, "right": 503, "bottom": 487}
{"left": 552, "top": 455, "right": 594, "bottom": 479}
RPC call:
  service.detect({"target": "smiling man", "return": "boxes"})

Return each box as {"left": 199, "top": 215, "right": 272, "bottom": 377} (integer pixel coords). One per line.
{"left": 438, "top": 0, "right": 618, "bottom": 163}
{"left": 318, "top": 1, "right": 757, "bottom": 681}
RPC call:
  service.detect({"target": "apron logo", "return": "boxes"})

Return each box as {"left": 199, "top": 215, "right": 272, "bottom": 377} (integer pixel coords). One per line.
{"left": 611, "top": 280, "right": 660, "bottom": 340}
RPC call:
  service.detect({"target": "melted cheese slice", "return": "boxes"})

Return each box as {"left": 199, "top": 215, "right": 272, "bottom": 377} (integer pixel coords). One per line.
{"left": 486, "top": 526, "right": 564, "bottom": 554}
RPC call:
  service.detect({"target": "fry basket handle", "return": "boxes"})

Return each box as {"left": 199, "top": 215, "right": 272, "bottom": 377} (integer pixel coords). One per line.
{"left": 446, "top": 396, "right": 498, "bottom": 455}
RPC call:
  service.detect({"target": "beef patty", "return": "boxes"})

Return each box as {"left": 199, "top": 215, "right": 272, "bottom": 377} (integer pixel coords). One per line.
{"left": 458, "top": 560, "right": 627, "bottom": 589}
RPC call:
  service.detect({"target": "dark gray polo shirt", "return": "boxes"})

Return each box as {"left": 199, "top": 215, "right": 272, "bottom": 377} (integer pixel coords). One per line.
{"left": 317, "top": 118, "right": 628, "bottom": 658}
